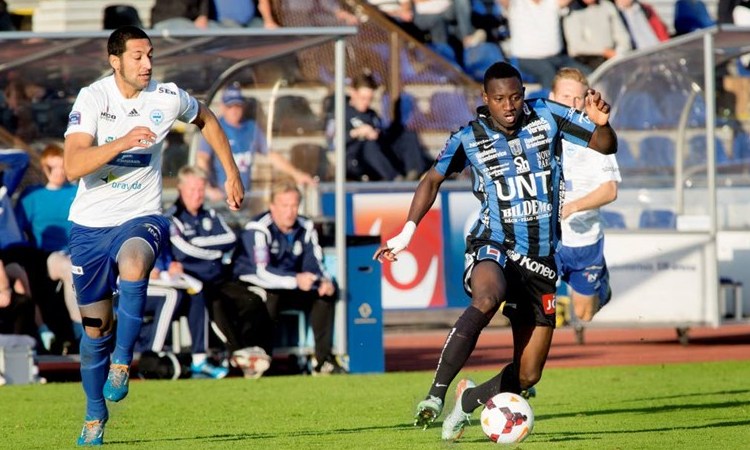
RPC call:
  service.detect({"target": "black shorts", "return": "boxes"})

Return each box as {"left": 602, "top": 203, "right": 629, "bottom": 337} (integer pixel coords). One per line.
{"left": 463, "top": 239, "right": 558, "bottom": 327}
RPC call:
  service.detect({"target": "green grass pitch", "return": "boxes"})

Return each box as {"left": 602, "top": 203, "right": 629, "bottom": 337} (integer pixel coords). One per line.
{"left": 3, "top": 360, "right": 750, "bottom": 449}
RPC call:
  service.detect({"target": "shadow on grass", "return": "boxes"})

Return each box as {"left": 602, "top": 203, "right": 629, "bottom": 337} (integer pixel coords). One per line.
{"left": 537, "top": 398, "right": 750, "bottom": 421}
{"left": 108, "top": 422, "right": 416, "bottom": 445}
{"left": 459, "top": 418, "right": 750, "bottom": 444}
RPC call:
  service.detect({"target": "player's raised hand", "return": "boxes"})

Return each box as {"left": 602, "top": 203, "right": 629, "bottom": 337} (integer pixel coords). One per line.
{"left": 224, "top": 176, "right": 244, "bottom": 211}
{"left": 584, "top": 89, "right": 611, "bottom": 126}
{"left": 123, "top": 126, "right": 157, "bottom": 149}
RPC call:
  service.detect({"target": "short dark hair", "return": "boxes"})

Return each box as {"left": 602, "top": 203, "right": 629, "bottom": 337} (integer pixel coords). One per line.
{"left": 107, "top": 26, "right": 150, "bottom": 56}
{"left": 483, "top": 62, "right": 523, "bottom": 91}
{"left": 351, "top": 71, "right": 378, "bottom": 90}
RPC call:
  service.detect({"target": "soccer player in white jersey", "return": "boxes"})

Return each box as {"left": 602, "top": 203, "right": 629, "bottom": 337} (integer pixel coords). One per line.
{"left": 64, "top": 26, "right": 244, "bottom": 446}
{"left": 549, "top": 67, "right": 621, "bottom": 330}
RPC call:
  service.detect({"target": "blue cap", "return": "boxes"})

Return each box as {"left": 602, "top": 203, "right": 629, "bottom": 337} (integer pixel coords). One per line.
{"left": 221, "top": 85, "right": 245, "bottom": 106}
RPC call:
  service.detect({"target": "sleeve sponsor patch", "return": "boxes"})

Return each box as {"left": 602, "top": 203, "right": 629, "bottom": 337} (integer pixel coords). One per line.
{"left": 68, "top": 111, "right": 81, "bottom": 125}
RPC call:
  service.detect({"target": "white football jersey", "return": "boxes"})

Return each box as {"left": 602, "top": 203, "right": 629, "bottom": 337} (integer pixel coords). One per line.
{"left": 560, "top": 140, "right": 621, "bottom": 247}
{"left": 65, "top": 75, "right": 199, "bottom": 227}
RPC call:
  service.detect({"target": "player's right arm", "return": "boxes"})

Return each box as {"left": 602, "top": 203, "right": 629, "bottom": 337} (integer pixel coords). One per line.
{"left": 63, "top": 127, "right": 156, "bottom": 181}
{"left": 373, "top": 166, "right": 447, "bottom": 262}
{"left": 63, "top": 88, "right": 155, "bottom": 181}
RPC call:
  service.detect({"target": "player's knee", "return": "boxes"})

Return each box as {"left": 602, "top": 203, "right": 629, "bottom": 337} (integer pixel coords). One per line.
{"left": 518, "top": 368, "right": 542, "bottom": 389}
{"left": 81, "top": 316, "right": 113, "bottom": 338}
{"left": 471, "top": 293, "right": 502, "bottom": 314}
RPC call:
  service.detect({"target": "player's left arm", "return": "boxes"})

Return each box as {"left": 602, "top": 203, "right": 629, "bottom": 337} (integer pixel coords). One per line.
{"left": 192, "top": 102, "right": 244, "bottom": 210}
{"left": 584, "top": 89, "right": 618, "bottom": 155}
{"left": 562, "top": 180, "right": 618, "bottom": 219}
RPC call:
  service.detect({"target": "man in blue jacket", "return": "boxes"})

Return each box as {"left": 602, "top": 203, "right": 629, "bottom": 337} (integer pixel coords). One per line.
{"left": 233, "top": 179, "right": 345, "bottom": 375}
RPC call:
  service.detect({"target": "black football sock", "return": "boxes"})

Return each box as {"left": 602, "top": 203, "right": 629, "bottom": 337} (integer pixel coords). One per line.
{"left": 461, "top": 363, "right": 519, "bottom": 412}
{"left": 427, "top": 306, "right": 490, "bottom": 401}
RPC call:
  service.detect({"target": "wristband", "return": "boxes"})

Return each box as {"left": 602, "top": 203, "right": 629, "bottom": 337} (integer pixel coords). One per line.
{"left": 386, "top": 221, "right": 417, "bottom": 255}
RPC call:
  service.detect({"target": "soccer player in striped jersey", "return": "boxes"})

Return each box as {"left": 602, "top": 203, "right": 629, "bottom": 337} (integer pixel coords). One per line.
{"left": 64, "top": 26, "right": 243, "bottom": 446}
{"left": 374, "top": 61, "right": 617, "bottom": 440}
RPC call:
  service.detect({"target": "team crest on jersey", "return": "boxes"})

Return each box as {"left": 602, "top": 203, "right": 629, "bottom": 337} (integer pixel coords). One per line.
{"left": 293, "top": 240, "right": 303, "bottom": 256}
{"left": 150, "top": 110, "right": 164, "bottom": 125}
{"left": 508, "top": 138, "right": 523, "bottom": 156}
{"left": 202, "top": 217, "right": 212, "bottom": 231}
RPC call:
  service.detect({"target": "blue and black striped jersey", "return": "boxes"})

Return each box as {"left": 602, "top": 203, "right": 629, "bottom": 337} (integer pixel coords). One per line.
{"left": 434, "top": 99, "right": 596, "bottom": 257}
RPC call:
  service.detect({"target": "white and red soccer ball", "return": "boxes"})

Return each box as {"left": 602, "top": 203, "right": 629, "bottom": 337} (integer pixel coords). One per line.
{"left": 480, "top": 392, "right": 535, "bottom": 444}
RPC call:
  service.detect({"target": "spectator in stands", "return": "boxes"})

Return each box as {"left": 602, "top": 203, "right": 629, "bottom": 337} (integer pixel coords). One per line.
{"left": 614, "top": 0, "right": 670, "bottom": 50}
{"left": 562, "top": 0, "right": 633, "bottom": 71}
{"left": 282, "top": 0, "right": 359, "bottom": 26}
{"left": 1, "top": 79, "right": 39, "bottom": 143}
{"left": 549, "top": 67, "right": 620, "bottom": 332}
{"left": 0, "top": 148, "right": 58, "bottom": 352}
{"left": 342, "top": 72, "right": 430, "bottom": 181}
{"left": 366, "top": 0, "right": 428, "bottom": 41}
{"left": 412, "top": 0, "right": 487, "bottom": 50}
{"left": 719, "top": 0, "right": 742, "bottom": 24}
{"left": 151, "top": 0, "right": 219, "bottom": 30}
{"left": 166, "top": 165, "right": 273, "bottom": 378}
{"left": 673, "top": 0, "right": 715, "bottom": 35}
{"left": 14, "top": 144, "right": 81, "bottom": 348}
{"left": 233, "top": 179, "right": 345, "bottom": 375}
{"left": 0, "top": 258, "right": 35, "bottom": 337}
{"left": 197, "top": 83, "right": 313, "bottom": 201}
{"left": 501, "top": 0, "right": 591, "bottom": 90}
{"left": 214, "top": 0, "right": 280, "bottom": 28}
{"left": 0, "top": 0, "right": 15, "bottom": 31}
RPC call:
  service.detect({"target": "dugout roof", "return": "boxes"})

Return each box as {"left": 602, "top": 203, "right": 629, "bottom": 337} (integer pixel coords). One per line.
{"left": 0, "top": 27, "right": 356, "bottom": 101}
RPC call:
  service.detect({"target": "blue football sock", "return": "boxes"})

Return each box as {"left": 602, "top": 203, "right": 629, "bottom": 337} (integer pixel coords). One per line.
{"left": 111, "top": 279, "right": 148, "bottom": 366}
{"left": 80, "top": 332, "right": 113, "bottom": 420}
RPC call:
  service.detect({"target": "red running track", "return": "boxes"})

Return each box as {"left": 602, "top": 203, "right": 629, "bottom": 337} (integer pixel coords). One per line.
{"left": 384, "top": 323, "right": 750, "bottom": 372}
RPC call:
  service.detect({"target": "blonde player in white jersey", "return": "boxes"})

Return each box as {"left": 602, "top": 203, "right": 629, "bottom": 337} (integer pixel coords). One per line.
{"left": 64, "top": 26, "right": 243, "bottom": 446}
{"left": 549, "top": 67, "right": 621, "bottom": 329}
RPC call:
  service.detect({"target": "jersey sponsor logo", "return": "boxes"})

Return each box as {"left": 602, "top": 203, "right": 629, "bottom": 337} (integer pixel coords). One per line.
{"left": 109, "top": 153, "right": 152, "bottom": 167}
{"left": 501, "top": 200, "right": 553, "bottom": 223}
{"left": 68, "top": 111, "right": 81, "bottom": 125}
{"left": 542, "top": 293, "right": 556, "bottom": 314}
{"left": 484, "top": 163, "right": 511, "bottom": 177}
{"left": 468, "top": 133, "right": 500, "bottom": 148}
{"left": 111, "top": 180, "right": 143, "bottom": 191}
{"left": 150, "top": 110, "right": 164, "bottom": 125}
{"left": 477, "top": 148, "right": 504, "bottom": 163}
{"left": 71, "top": 265, "right": 83, "bottom": 275}
{"left": 536, "top": 150, "right": 551, "bottom": 168}
{"left": 99, "top": 111, "right": 116, "bottom": 121}
{"left": 158, "top": 86, "right": 176, "bottom": 96}
{"left": 524, "top": 117, "right": 551, "bottom": 134}
{"left": 495, "top": 170, "right": 551, "bottom": 201}
{"left": 518, "top": 256, "right": 556, "bottom": 280}
{"left": 508, "top": 138, "right": 523, "bottom": 156}
{"left": 127, "top": 108, "right": 139, "bottom": 117}
{"left": 105, "top": 136, "right": 115, "bottom": 143}
{"left": 514, "top": 156, "right": 530, "bottom": 174}
{"left": 524, "top": 134, "right": 551, "bottom": 149}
